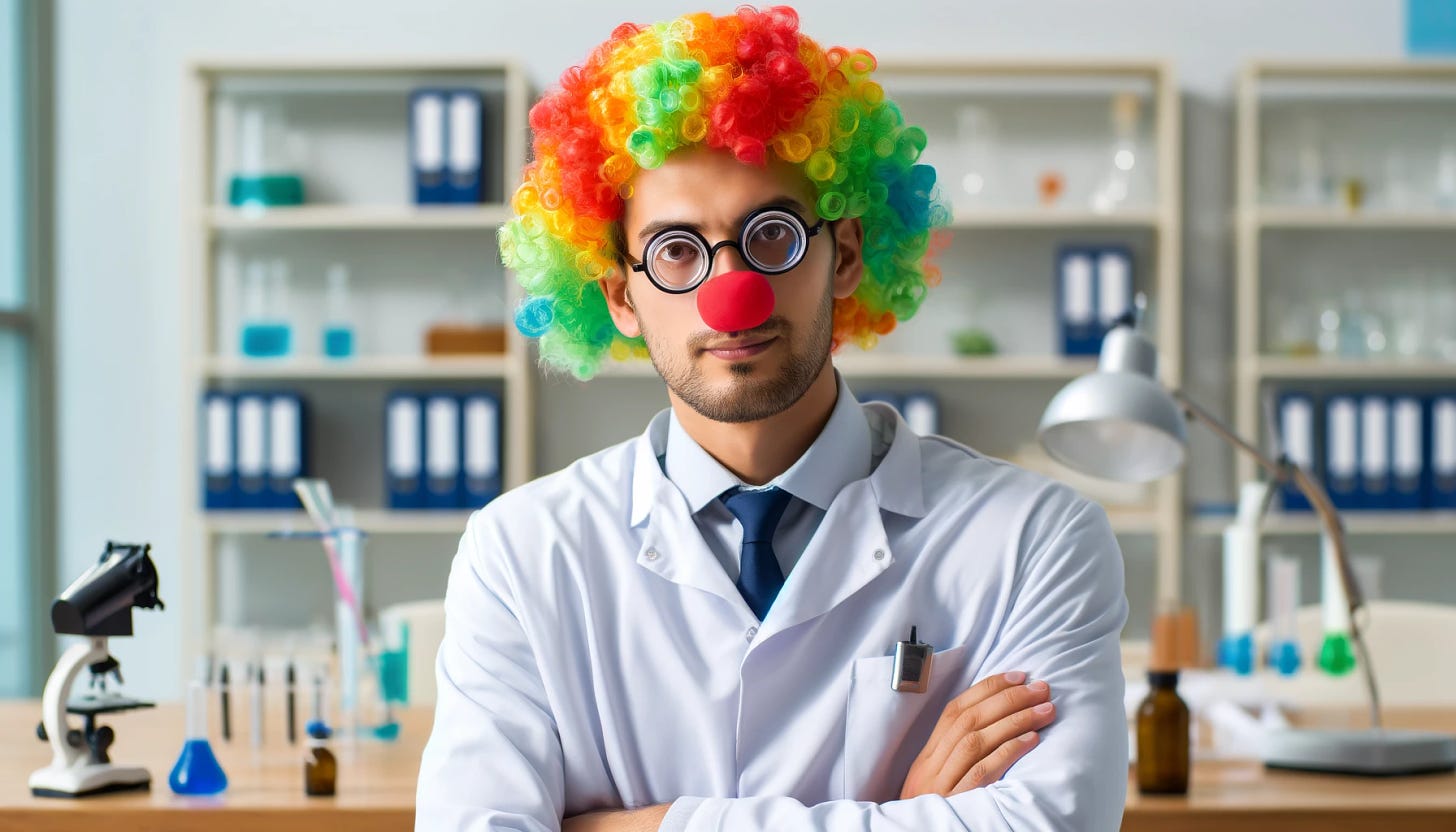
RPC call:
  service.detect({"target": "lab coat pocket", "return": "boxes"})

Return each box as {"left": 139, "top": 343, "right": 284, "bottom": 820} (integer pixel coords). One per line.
{"left": 843, "top": 643, "right": 972, "bottom": 803}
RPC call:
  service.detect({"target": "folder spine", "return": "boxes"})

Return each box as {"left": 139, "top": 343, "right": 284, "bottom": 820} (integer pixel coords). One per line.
{"left": 202, "top": 391, "right": 235, "bottom": 510}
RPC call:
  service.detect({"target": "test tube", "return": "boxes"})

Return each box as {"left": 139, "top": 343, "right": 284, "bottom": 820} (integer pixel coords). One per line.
{"left": 1265, "top": 553, "right": 1301, "bottom": 676}
{"left": 333, "top": 512, "right": 365, "bottom": 740}
{"left": 1318, "top": 532, "right": 1357, "bottom": 676}
{"left": 1218, "top": 523, "right": 1259, "bottom": 675}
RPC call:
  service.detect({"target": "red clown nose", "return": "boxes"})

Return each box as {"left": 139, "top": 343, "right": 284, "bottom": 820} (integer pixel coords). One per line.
{"left": 697, "top": 270, "right": 775, "bottom": 333}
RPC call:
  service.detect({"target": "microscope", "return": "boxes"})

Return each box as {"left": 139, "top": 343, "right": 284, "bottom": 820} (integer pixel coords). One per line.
{"left": 30, "top": 541, "right": 165, "bottom": 798}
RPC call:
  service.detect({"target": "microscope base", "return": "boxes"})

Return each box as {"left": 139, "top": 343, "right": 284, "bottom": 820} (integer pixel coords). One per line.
{"left": 29, "top": 763, "right": 151, "bottom": 798}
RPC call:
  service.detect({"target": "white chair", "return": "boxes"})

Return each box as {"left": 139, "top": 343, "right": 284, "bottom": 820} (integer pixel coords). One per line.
{"left": 379, "top": 599, "right": 446, "bottom": 706}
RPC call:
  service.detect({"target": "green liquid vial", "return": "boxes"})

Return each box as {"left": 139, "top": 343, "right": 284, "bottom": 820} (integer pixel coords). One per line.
{"left": 1318, "top": 631, "right": 1357, "bottom": 676}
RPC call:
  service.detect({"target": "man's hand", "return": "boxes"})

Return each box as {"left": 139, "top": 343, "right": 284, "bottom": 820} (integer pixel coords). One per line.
{"left": 563, "top": 803, "right": 672, "bottom": 832}
{"left": 899, "top": 670, "right": 1055, "bottom": 800}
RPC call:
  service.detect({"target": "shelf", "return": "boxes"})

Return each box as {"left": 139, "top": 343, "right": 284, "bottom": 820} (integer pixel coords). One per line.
{"left": 1104, "top": 508, "right": 1162, "bottom": 535}
{"left": 200, "top": 355, "right": 516, "bottom": 380}
{"left": 203, "top": 509, "right": 474, "bottom": 536}
{"left": 835, "top": 354, "right": 1097, "bottom": 379}
{"left": 195, "top": 56, "right": 525, "bottom": 76}
{"left": 1269, "top": 511, "right": 1456, "bottom": 536}
{"left": 1248, "top": 206, "right": 1456, "bottom": 230}
{"left": 947, "top": 208, "right": 1163, "bottom": 230}
{"left": 593, "top": 354, "right": 1099, "bottom": 381}
{"left": 201, "top": 506, "right": 1166, "bottom": 537}
{"left": 1194, "top": 511, "right": 1456, "bottom": 537}
{"left": 1249, "top": 60, "right": 1456, "bottom": 79}
{"left": 208, "top": 204, "right": 511, "bottom": 231}
{"left": 1248, "top": 357, "right": 1456, "bottom": 380}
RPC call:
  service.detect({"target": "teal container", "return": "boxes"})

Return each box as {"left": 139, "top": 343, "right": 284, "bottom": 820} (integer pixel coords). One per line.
{"left": 229, "top": 174, "right": 305, "bottom": 208}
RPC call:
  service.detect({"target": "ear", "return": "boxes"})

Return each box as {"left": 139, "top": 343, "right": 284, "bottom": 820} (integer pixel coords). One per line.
{"left": 830, "top": 218, "right": 865, "bottom": 300}
{"left": 599, "top": 272, "right": 642, "bottom": 339}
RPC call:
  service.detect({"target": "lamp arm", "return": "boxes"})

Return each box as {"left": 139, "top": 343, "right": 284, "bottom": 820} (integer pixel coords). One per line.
{"left": 1171, "top": 389, "right": 1382, "bottom": 729}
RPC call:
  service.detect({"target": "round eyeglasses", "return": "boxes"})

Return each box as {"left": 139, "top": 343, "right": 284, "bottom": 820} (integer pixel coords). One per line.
{"left": 628, "top": 206, "right": 826, "bottom": 294}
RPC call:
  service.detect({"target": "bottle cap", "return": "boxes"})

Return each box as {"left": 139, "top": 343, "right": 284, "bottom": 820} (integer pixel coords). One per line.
{"left": 1147, "top": 669, "right": 1180, "bottom": 688}
{"left": 1149, "top": 601, "right": 1182, "bottom": 672}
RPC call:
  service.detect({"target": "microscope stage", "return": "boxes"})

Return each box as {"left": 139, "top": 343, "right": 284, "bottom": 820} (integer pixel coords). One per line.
{"left": 65, "top": 695, "right": 155, "bottom": 716}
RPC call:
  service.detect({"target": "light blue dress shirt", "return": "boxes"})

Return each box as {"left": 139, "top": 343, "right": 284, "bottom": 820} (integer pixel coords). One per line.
{"left": 661, "top": 369, "right": 889, "bottom": 584}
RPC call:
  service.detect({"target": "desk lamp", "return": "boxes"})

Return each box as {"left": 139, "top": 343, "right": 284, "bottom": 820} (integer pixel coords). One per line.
{"left": 1037, "top": 303, "right": 1456, "bottom": 776}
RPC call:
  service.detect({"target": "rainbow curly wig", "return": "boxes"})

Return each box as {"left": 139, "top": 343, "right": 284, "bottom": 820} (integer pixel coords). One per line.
{"left": 499, "top": 4, "right": 949, "bottom": 380}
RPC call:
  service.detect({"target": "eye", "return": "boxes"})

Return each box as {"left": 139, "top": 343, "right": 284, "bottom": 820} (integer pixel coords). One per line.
{"left": 753, "top": 222, "right": 789, "bottom": 243}
{"left": 659, "top": 240, "right": 697, "bottom": 263}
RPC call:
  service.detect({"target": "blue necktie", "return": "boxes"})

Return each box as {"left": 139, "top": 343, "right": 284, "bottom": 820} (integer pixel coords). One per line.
{"left": 722, "top": 486, "right": 793, "bottom": 620}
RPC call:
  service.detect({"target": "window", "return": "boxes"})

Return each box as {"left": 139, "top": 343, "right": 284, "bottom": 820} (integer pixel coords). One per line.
{"left": 1, "top": 0, "right": 51, "bottom": 698}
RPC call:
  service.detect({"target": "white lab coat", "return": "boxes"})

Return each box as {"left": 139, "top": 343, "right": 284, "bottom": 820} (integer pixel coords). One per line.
{"left": 416, "top": 403, "right": 1129, "bottom": 831}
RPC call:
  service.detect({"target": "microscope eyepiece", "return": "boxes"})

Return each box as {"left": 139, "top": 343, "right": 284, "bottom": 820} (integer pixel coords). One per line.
{"left": 51, "top": 542, "right": 164, "bottom": 637}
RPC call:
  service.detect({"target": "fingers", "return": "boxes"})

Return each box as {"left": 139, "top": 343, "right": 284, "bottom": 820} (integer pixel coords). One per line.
{"left": 901, "top": 672, "right": 1056, "bottom": 801}
{"left": 940, "top": 694, "right": 1056, "bottom": 787}
{"left": 950, "top": 731, "right": 1042, "bottom": 794}
{"left": 919, "top": 671, "right": 1028, "bottom": 764}
{"left": 946, "top": 671, "right": 1028, "bottom": 717}
{"left": 925, "top": 678, "right": 1053, "bottom": 775}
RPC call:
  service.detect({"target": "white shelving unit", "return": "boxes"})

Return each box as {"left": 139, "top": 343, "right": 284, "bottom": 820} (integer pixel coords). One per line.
{"left": 881, "top": 60, "right": 1184, "bottom": 604}
{"left": 209, "top": 204, "right": 512, "bottom": 231}
{"left": 1194, "top": 511, "right": 1456, "bottom": 538}
{"left": 580, "top": 59, "right": 1187, "bottom": 606}
{"left": 944, "top": 208, "right": 1162, "bottom": 229}
{"left": 179, "top": 58, "right": 530, "bottom": 679}
{"left": 595, "top": 353, "right": 1100, "bottom": 381}
{"left": 178, "top": 57, "right": 1190, "bottom": 676}
{"left": 199, "top": 354, "right": 518, "bottom": 380}
{"left": 202, "top": 509, "right": 477, "bottom": 536}
{"left": 1234, "top": 60, "right": 1456, "bottom": 528}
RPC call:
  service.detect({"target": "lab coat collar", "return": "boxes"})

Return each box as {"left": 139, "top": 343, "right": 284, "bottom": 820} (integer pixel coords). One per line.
{"left": 662, "top": 370, "right": 873, "bottom": 514}
{"left": 863, "top": 402, "right": 927, "bottom": 519}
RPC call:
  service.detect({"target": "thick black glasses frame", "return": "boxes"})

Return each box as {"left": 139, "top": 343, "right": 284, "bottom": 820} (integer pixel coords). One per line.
{"left": 628, "top": 206, "right": 826, "bottom": 295}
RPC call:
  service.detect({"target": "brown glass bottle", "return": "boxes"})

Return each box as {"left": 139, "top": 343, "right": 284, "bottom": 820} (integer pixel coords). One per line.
{"left": 304, "top": 725, "right": 336, "bottom": 797}
{"left": 1136, "top": 670, "right": 1189, "bottom": 794}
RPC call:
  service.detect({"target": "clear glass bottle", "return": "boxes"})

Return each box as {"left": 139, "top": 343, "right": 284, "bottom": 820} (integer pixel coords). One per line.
{"left": 1091, "top": 92, "right": 1140, "bottom": 214}
{"left": 1293, "top": 115, "right": 1329, "bottom": 206}
{"left": 322, "top": 263, "right": 356, "bottom": 359}
{"left": 1337, "top": 289, "right": 1371, "bottom": 360}
{"left": 1136, "top": 670, "right": 1190, "bottom": 795}
{"left": 953, "top": 105, "right": 998, "bottom": 207}
{"left": 240, "top": 258, "right": 293, "bottom": 358}
{"left": 1435, "top": 131, "right": 1456, "bottom": 210}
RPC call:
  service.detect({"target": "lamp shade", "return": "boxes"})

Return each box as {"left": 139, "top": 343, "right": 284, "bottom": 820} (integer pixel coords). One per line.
{"left": 1038, "top": 326, "right": 1188, "bottom": 483}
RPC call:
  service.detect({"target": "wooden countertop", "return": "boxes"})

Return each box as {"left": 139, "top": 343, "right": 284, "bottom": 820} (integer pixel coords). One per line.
{"left": 2, "top": 701, "right": 1454, "bottom": 831}
{"left": 1121, "top": 706, "right": 1456, "bottom": 832}
{"left": 1, "top": 700, "right": 427, "bottom": 832}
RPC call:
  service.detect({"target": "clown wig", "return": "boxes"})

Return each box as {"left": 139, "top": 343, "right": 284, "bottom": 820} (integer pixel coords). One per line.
{"left": 499, "top": 5, "right": 949, "bottom": 380}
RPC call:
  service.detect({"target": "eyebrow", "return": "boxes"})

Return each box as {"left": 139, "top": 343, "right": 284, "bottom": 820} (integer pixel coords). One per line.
{"left": 635, "top": 196, "right": 812, "bottom": 244}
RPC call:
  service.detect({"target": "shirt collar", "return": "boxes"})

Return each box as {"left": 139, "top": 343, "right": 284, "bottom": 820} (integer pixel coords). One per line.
{"left": 769, "top": 370, "right": 873, "bottom": 511}
{"left": 623, "top": 396, "right": 920, "bottom": 527}
{"left": 631, "top": 370, "right": 918, "bottom": 525}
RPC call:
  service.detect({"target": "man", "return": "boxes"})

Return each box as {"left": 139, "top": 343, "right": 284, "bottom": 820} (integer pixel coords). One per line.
{"left": 417, "top": 7, "right": 1128, "bottom": 830}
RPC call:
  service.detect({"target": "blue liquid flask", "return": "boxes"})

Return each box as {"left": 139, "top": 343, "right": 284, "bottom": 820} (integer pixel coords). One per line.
{"left": 169, "top": 680, "right": 228, "bottom": 796}
{"left": 322, "top": 263, "right": 356, "bottom": 359}
{"left": 240, "top": 258, "right": 293, "bottom": 358}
